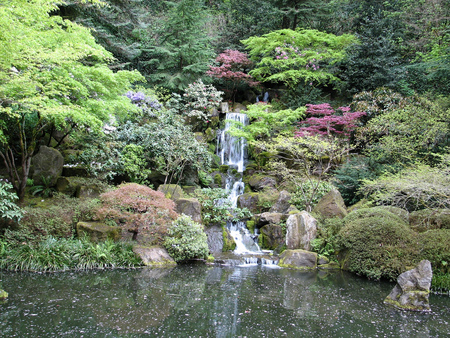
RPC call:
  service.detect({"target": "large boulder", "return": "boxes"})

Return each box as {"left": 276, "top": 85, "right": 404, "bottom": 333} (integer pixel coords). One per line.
{"left": 384, "top": 260, "right": 432, "bottom": 312}
{"left": 278, "top": 249, "right": 318, "bottom": 269}
{"left": 259, "top": 224, "right": 284, "bottom": 250}
{"left": 204, "top": 224, "right": 224, "bottom": 253}
{"left": 285, "top": 211, "right": 317, "bottom": 251}
{"left": 175, "top": 198, "right": 202, "bottom": 223}
{"left": 237, "top": 193, "right": 260, "bottom": 213}
{"left": 313, "top": 189, "right": 347, "bottom": 219}
{"left": 247, "top": 174, "right": 277, "bottom": 191}
{"left": 76, "top": 221, "right": 121, "bottom": 242}
{"left": 30, "top": 146, "right": 64, "bottom": 186}
{"left": 132, "top": 245, "right": 177, "bottom": 266}
{"left": 256, "top": 212, "right": 285, "bottom": 227}
{"left": 269, "top": 190, "right": 292, "bottom": 214}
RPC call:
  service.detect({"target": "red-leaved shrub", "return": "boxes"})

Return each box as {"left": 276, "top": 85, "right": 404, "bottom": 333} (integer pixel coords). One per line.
{"left": 96, "top": 183, "right": 178, "bottom": 244}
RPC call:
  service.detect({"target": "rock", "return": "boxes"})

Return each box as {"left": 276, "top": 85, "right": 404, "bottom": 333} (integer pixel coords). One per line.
{"left": 278, "top": 249, "right": 317, "bottom": 269}
{"left": 318, "top": 261, "right": 341, "bottom": 270}
{"left": 0, "top": 289, "right": 8, "bottom": 300}
{"left": 384, "top": 260, "right": 432, "bottom": 312}
{"left": 285, "top": 211, "right": 317, "bottom": 251}
{"left": 233, "top": 102, "right": 247, "bottom": 112}
{"left": 56, "top": 177, "right": 108, "bottom": 198}
{"left": 248, "top": 174, "right": 277, "bottom": 191}
{"left": 157, "top": 184, "right": 184, "bottom": 200}
{"left": 313, "top": 189, "right": 347, "bottom": 219}
{"left": 259, "top": 224, "right": 284, "bottom": 250}
{"left": 222, "top": 227, "right": 236, "bottom": 252}
{"left": 132, "top": 245, "right": 177, "bottom": 266}
{"left": 175, "top": 198, "right": 202, "bottom": 224}
{"left": 269, "top": 190, "right": 292, "bottom": 213}
{"left": 76, "top": 221, "right": 121, "bottom": 242}
{"left": 204, "top": 224, "right": 224, "bottom": 253}
{"left": 76, "top": 184, "right": 103, "bottom": 199}
{"left": 257, "top": 212, "right": 285, "bottom": 226}
{"left": 30, "top": 146, "right": 64, "bottom": 186}
{"left": 410, "top": 209, "right": 450, "bottom": 233}
{"left": 237, "top": 193, "right": 260, "bottom": 213}
{"left": 318, "top": 255, "right": 330, "bottom": 265}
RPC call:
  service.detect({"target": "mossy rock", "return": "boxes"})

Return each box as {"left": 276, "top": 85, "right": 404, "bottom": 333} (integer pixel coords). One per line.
{"left": 313, "top": 189, "right": 347, "bottom": 220}
{"left": 219, "top": 165, "right": 229, "bottom": 173}
{"left": 410, "top": 209, "right": 450, "bottom": 233}
{"left": 222, "top": 228, "right": 236, "bottom": 252}
{"left": 0, "top": 289, "right": 8, "bottom": 300}
{"left": 248, "top": 174, "right": 277, "bottom": 191}
{"left": 157, "top": 184, "right": 184, "bottom": 200}
{"left": 132, "top": 245, "right": 177, "bottom": 266}
{"left": 259, "top": 224, "right": 284, "bottom": 250}
{"left": 246, "top": 220, "right": 255, "bottom": 234}
{"left": 77, "top": 221, "right": 121, "bottom": 243}
{"left": 214, "top": 173, "right": 222, "bottom": 185}
{"left": 237, "top": 192, "right": 260, "bottom": 213}
{"left": 278, "top": 249, "right": 318, "bottom": 269}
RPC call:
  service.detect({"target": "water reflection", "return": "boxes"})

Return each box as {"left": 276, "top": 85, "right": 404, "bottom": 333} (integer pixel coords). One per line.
{"left": 1, "top": 266, "right": 449, "bottom": 337}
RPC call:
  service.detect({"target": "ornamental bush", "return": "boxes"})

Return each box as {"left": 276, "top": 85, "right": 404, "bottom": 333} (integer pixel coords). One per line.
{"left": 163, "top": 215, "right": 209, "bottom": 262}
{"left": 182, "top": 79, "right": 223, "bottom": 121}
{"left": 0, "top": 180, "right": 23, "bottom": 222}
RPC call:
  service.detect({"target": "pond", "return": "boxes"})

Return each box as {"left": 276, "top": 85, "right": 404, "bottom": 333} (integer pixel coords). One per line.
{"left": 1, "top": 265, "right": 449, "bottom": 337}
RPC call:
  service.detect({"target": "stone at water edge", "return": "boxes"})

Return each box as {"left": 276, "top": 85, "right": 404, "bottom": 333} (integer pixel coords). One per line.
{"left": 285, "top": 211, "right": 317, "bottom": 251}
{"left": 384, "top": 260, "right": 433, "bottom": 312}
{"left": 133, "top": 245, "right": 177, "bottom": 266}
{"left": 278, "top": 249, "right": 318, "bottom": 269}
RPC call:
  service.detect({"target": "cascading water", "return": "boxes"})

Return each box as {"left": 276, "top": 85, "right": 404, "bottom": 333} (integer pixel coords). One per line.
{"left": 217, "top": 112, "right": 261, "bottom": 255}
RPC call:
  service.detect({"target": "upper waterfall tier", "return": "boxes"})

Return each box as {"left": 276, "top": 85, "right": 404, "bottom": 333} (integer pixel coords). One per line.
{"left": 217, "top": 112, "right": 248, "bottom": 173}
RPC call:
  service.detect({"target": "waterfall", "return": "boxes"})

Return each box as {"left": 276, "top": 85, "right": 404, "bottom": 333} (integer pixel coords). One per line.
{"left": 217, "top": 111, "right": 261, "bottom": 254}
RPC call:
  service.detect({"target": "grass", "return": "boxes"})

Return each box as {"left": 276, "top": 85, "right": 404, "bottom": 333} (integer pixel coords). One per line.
{"left": 0, "top": 237, "right": 142, "bottom": 272}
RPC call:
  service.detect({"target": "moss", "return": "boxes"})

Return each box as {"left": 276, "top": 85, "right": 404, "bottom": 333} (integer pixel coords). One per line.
{"left": 219, "top": 165, "right": 229, "bottom": 173}
{"left": 246, "top": 220, "right": 255, "bottom": 234}
{"left": 0, "top": 289, "right": 8, "bottom": 299}
{"left": 222, "top": 228, "right": 236, "bottom": 252}
{"left": 214, "top": 174, "right": 222, "bottom": 185}
{"left": 206, "top": 255, "right": 215, "bottom": 263}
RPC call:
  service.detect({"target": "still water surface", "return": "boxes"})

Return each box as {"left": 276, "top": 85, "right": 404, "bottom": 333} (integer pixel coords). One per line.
{"left": 1, "top": 265, "right": 449, "bottom": 337}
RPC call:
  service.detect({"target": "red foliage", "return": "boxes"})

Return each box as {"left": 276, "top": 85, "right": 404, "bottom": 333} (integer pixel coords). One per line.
{"left": 96, "top": 183, "right": 178, "bottom": 242}
{"left": 207, "top": 49, "right": 259, "bottom": 87}
{"left": 296, "top": 103, "right": 366, "bottom": 138}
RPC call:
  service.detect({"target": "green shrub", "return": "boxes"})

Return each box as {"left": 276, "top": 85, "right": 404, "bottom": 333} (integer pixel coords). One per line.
{"left": 0, "top": 180, "right": 23, "bottom": 222}
{"left": 336, "top": 208, "right": 416, "bottom": 280}
{"left": 311, "top": 218, "right": 344, "bottom": 261}
{"left": 417, "top": 230, "right": 450, "bottom": 275}
{"left": 0, "top": 237, "right": 141, "bottom": 271}
{"left": 290, "top": 180, "right": 334, "bottom": 211}
{"left": 163, "top": 215, "right": 209, "bottom": 262}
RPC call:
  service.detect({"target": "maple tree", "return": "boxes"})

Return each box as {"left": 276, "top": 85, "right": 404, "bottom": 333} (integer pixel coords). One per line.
{"left": 207, "top": 49, "right": 258, "bottom": 101}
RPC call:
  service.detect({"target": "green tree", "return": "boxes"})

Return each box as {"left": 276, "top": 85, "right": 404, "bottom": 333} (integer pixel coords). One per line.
{"left": 0, "top": 0, "right": 143, "bottom": 202}
{"left": 242, "top": 29, "right": 356, "bottom": 89}
{"left": 144, "top": 0, "right": 215, "bottom": 91}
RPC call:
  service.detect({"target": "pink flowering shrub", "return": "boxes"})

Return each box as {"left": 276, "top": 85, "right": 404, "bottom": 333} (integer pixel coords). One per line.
{"left": 296, "top": 103, "right": 366, "bottom": 138}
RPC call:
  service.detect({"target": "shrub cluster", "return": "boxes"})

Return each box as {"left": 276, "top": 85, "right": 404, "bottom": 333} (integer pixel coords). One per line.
{"left": 163, "top": 215, "right": 209, "bottom": 262}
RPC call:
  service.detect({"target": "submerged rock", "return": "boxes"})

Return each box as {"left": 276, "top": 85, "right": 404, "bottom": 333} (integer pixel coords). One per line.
{"left": 384, "top": 260, "right": 432, "bottom": 312}
{"left": 132, "top": 245, "right": 176, "bottom": 266}
{"left": 278, "top": 249, "right": 317, "bottom": 269}
{"left": 285, "top": 211, "right": 317, "bottom": 251}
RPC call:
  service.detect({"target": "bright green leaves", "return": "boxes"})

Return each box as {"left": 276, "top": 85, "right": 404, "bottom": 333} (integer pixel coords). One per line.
{"left": 242, "top": 29, "right": 356, "bottom": 88}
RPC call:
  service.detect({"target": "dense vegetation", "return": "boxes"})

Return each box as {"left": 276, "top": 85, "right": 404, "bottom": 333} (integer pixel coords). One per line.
{"left": 0, "top": 0, "right": 449, "bottom": 293}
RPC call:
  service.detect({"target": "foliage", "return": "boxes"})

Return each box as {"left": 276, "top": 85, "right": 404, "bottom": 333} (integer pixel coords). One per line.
{"left": 163, "top": 215, "right": 209, "bottom": 262}
{"left": 0, "top": 0, "right": 143, "bottom": 202}
{"left": 0, "top": 180, "right": 23, "bottom": 222}
{"left": 3, "top": 193, "right": 101, "bottom": 245}
{"left": 360, "top": 163, "right": 450, "bottom": 211}
{"left": 29, "top": 176, "right": 56, "bottom": 198}
{"left": 336, "top": 208, "right": 416, "bottom": 280}
{"left": 181, "top": 80, "right": 224, "bottom": 122}
{"left": 290, "top": 180, "right": 334, "bottom": 211}
{"left": 144, "top": 0, "right": 215, "bottom": 91}
{"left": 207, "top": 49, "right": 258, "bottom": 101}
{"left": 0, "top": 237, "right": 141, "bottom": 272}
{"left": 242, "top": 29, "right": 356, "bottom": 88}
{"left": 333, "top": 156, "right": 379, "bottom": 206}
{"left": 418, "top": 230, "right": 450, "bottom": 275}
{"left": 310, "top": 217, "right": 343, "bottom": 261}
{"left": 96, "top": 183, "right": 178, "bottom": 243}
{"left": 193, "top": 188, "right": 252, "bottom": 225}
{"left": 226, "top": 103, "right": 306, "bottom": 145}
{"left": 296, "top": 103, "right": 366, "bottom": 138}
{"left": 121, "top": 144, "right": 152, "bottom": 185}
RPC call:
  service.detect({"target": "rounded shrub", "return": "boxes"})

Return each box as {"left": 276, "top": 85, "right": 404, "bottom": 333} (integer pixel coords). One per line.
{"left": 336, "top": 208, "right": 417, "bottom": 280}
{"left": 163, "top": 215, "right": 209, "bottom": 262}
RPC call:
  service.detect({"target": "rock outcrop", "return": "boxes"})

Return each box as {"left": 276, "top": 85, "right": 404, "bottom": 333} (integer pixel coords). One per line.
{"left": 132, "top": 245, "right": 177, "bottom": 266}
{"left": 313, "top": 189, "right": 347, "bottom": 219}
{"left": 278, "top": 249, "right": 318, "bottom": 269}
{"left": 384, "top": 260, "right": 432, "bottom": 312}
{"left": 76, "top": 221, "right": 121, "bottom": 242}
{"left": 285, "top": 211, "right": 317, "bottom": 251}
